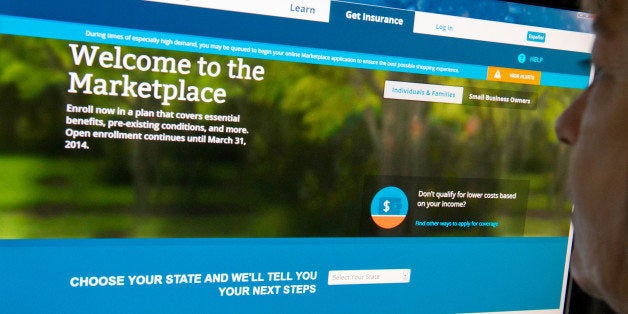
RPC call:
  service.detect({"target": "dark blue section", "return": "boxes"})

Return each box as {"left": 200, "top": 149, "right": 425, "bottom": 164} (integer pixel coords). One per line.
{"left": 0, "top": 237, "right": 568, "bottom": 313}
{"left": 0, "top": 0, "right": 591, "bottom": 76}
{"left": 348, "top": 0, "right": 593, "bottom": 32}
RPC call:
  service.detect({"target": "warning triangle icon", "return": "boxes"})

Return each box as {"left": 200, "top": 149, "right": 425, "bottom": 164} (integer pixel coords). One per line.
{"left": 494, "top": 70, "right": 501, "bottom": 79}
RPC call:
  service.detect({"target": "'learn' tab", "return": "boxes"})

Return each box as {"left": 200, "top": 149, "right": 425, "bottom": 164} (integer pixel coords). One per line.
{"left": 145, "top": 0, "right": 331, "bottom": 23}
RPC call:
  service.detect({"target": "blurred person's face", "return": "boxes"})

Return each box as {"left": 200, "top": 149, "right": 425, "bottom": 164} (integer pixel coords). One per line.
{"left": 555, "top": 1, "right": 627, "bottom": 312}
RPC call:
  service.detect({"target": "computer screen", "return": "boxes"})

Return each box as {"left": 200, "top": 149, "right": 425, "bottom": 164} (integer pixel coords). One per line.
{"left": 0, "top": 0, "right": 593, "bottom": 312}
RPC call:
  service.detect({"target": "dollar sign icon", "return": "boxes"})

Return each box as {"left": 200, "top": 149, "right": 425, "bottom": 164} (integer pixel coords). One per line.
{"left": 371, "top": 187, "right": 408, "bottom": 229}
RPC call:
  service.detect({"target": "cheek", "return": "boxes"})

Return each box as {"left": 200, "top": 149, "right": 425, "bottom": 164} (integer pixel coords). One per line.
{"left": 568, "top": 126, "right": 628, "bottom": 294}
{"left": 568, "top": 81, "right": 627, "bottom": 232}
{"left": 574, "top": 117, "right": 627, "bottom": 201}
{"left": 568, "top": 141, "right": 603, "bottom": 244}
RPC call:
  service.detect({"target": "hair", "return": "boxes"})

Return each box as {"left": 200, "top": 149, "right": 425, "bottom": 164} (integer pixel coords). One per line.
{"left": 582, "top": 0, "right": 627, "bottom": 15}
{"left": 581, "top": 0, "right": 628, "bottom": 40}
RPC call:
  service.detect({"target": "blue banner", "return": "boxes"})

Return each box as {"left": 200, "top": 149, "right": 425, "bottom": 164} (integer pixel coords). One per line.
{"left": 0, "top": 237, "right": 568, "bottom": 313}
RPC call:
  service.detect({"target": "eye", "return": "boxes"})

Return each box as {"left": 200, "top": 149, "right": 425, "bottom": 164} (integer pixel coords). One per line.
{"left": 584, "top": 56, "right": 605, "bottom": 85}
{"left": 581, "top": 58, "right": 592, "bottom": 67}
{"left": 581, "top": 59, "right": 602, "bottom": 85}
{"left": 593, "top": 66, "right": 604, "bottom": 78}
{"left": 590, "top": 65, "right": 606, "bottom": 86}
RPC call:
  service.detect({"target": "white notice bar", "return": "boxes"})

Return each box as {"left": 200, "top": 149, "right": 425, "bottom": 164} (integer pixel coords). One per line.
{"left": 413, "top": 11, "right": 594, "bottom": 53}
{"left": 384, "top": 80, "right": 464, "bottom": 104}
{"left": 146, "top": 0, "right": 331, "bottom": 23}
{"left": 328, "top": 269, "right": 411, "bottom": 285}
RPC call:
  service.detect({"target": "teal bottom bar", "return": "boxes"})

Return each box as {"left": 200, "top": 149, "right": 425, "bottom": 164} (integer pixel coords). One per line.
{"left": 0, "top": 237, "right": 569, "bottom": 313}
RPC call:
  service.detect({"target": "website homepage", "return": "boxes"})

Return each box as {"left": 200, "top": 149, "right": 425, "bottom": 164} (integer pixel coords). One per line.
{"left": 0, "top": 0, "right": 593, "bottom": 313}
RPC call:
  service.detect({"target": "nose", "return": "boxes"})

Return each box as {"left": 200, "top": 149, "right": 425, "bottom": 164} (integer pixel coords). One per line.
{"left": 555, "top": 88, "right": 589, "bottom": 145}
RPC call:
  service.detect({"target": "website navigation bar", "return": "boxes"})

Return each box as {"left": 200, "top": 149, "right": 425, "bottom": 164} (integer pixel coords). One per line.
{"left": 1, "top": 0, "right": 593, "bottom": 77}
